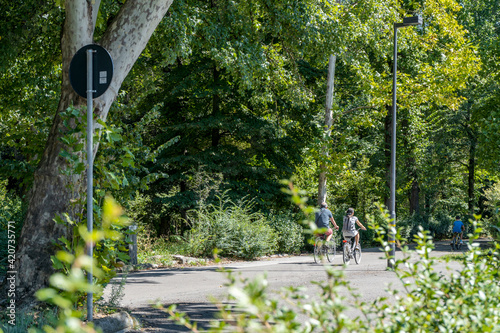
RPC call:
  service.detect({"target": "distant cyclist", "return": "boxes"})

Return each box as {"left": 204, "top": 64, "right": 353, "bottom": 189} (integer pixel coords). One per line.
{"left": 315, "top": 202, "right": 339, "bottom": 242}
{"left": 450, "top": 215, "right": 465, "bottom": 245}
{"left": 342, "top": 208, "right": 366, "bottom": 250}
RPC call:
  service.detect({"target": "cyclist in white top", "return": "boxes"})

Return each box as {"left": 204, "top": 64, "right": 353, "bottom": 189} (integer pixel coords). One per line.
{"left": 342, "top": 208, "right": 366, "bottom": 250}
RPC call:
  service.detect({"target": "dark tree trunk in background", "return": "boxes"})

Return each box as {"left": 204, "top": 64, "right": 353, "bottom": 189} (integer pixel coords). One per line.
{"left": 179, "top": 180, "right": 189, "bottom": 233}
{"left": 211, "top": 66, "right": 221, "bottom": 148}
{"left": 410, "top": 180, "right": 420, "bottom": 215}
{"left": 464, "top": 106, "right": 477, "bottom": 219}
{"left": 383, "top": 105, "right": 392, "bottom": 210}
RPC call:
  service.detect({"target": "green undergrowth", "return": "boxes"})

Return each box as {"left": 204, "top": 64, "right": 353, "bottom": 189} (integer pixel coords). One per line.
{"left": 136, "top": 229, "right": 186, "bottom": 266}
{"left": 137, "top": 194, "right": 304, "bottom": 264}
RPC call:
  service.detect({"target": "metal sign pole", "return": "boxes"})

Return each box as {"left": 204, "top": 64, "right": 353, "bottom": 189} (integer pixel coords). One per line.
{"left": 69, "top": 43, "right": 113, "bottom": 322}
{"left": 388, "top": 25, "right": 398, "bottom": 270}
{"left": 86, "top": 48, "right": 94, "bottom": 322}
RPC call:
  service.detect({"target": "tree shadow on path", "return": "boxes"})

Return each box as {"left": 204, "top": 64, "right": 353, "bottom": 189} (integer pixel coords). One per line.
{"left": 127, "top": 302, "right": 227, "bottom": 332}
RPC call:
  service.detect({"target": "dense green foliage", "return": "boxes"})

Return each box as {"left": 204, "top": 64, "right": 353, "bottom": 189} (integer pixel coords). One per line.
{"left": 111, "top": 0, "right": 495, "bottom": 241}
{"left": 267, "top": 212, "right": 304, "bottom": 254}
{"left": 1, "top": 0, "right": 500, "bottom": 300}
{"left": 0, "top": 2, "right": 63, "bottom": 196}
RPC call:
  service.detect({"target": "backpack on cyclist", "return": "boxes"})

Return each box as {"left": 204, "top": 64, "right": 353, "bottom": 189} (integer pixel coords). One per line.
{"left": 342, "top": 215, "right": 354, "bottom": 232}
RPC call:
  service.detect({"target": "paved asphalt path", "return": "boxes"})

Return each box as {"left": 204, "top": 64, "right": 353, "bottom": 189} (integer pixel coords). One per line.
{"left": 105, "top": 241, "right": 465, "bottom": 332}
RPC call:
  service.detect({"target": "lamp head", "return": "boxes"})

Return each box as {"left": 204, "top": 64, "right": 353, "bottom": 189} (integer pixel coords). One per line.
{"left": 402, "top": 15, "right": 422, "bottom": 26}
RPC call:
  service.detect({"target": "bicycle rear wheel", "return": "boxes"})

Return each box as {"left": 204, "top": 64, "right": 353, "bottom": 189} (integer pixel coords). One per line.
{"left": 343, "top": 242, "right": 351, "bottom": 265}
{"left": 354, "top": 245, "right": 361, "bottom": 264}
{"left": 326, "top": 240, "right": 336, "bottom": 262}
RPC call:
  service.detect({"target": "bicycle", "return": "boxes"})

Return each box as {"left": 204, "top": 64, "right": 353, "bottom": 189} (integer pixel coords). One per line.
{"left": 313, "top": 233, "right": 336, "bottom": 263}
{"left": 342, "top": 228, "right": 362, "bottom": 265}
{"left": 450, "top": 232, "right": 463, "bottom": 251}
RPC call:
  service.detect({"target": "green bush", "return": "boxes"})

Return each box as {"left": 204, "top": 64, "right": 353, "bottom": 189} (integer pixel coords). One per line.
{"left": 187, "top": 195, "right": 278, "bottom": 260}
{"left": 398, "top": 211, "right": 455, "bottom": 240}
{"left": 397, "top": 213, "right": 424, "bottom": 240}
{"left": 267, "top": 212, "right": 304, "bottom": 254}
{"left": 0, "top": 181, "right": 24, "bottom": 225}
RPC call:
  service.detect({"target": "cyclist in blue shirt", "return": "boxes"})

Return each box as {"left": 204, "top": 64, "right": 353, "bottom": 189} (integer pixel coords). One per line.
{"left": 315, "top": 202, "right": 339, "bottom": 242}
{"left": 450, "top": 216, "right": 465, "bottom": 245}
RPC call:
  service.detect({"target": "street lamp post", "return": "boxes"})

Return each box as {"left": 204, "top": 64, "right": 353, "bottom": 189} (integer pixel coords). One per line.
{"left": 388, "top": 15, "right": 422, "bottom": 269}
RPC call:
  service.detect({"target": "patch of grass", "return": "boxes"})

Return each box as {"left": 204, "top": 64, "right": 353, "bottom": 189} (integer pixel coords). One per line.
{"left": 137, "top": 229, "right": 192, "bottom": 266}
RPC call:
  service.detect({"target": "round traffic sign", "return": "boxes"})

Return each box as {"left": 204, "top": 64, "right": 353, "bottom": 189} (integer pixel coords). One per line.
{"left": 69, "top": 44, "right": 114, "bottom": 99}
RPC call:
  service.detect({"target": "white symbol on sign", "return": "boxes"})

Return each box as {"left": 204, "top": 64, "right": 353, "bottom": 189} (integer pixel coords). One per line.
{"left": 99, "top": 71, "right": 107, "bottom": 84}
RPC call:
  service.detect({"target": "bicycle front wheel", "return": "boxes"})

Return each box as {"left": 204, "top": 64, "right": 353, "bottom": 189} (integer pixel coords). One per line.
{"left": 314, "top": 240, "right": 321, "bottom": 264}
{"left": 326, "top": 240, "right": 336, "bottom": 262}
{"left": 354, "top": 245, "right": 361, "bottom": 264}
{"left": 343, "top": 242, "right": 350, "bottom": 265}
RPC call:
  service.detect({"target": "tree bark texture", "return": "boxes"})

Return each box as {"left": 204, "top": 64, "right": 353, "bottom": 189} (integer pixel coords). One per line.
{"left": 409, "top": 180, "right": 420, "bottom": 215}
{"left": 318, "top": 55, "right": 335, "bottom": 206}
{"left": 211, "top": 66, "right": 221, "bottom": 148}
{"left": 6, "top": 0, "right": 173, "bottom": 306}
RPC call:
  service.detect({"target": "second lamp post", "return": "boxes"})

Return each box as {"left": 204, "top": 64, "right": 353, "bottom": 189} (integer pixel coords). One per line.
{"left": 389, "top": 15, "right": 422, "bottom": 269}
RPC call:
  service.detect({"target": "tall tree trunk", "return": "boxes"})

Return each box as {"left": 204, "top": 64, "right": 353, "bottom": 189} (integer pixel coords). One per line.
{"left": 318, "top": 55, "right": 335, "bottom": 206}
{"left": 464, "top": 105, "right": 477, "bottom": 218}
{"left": 410, "top": 179, "right": 420, "bottom": 215}
{"left": 179, "top": 179, "right": 189, "bottom": 233}
{"left": 383, "top": 105, "right": 392, "bottom": 209}
{"left": 468, "top": 138, "right": 476, "bottom": 216}
{"left": 5, "top": 0, "right": 174, "bottom": 306}
{"left": 212, "top": 66, "right": 221, "bottom": 147}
